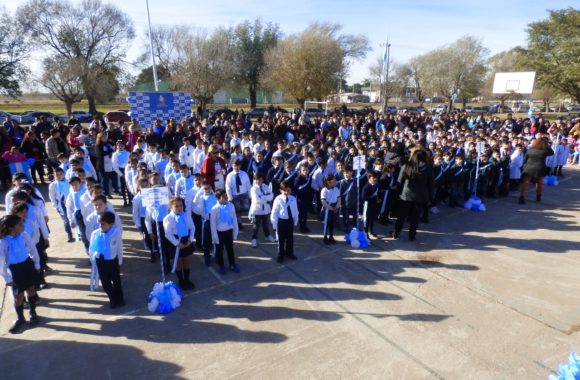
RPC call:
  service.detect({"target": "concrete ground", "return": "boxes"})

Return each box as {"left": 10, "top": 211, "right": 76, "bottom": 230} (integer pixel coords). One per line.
{"left": 0, "top": 168, "right": 579, "bottom": 380}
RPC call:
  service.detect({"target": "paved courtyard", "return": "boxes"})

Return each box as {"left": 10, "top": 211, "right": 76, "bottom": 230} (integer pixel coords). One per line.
{"left": 0, "top": 168, "right": 579, "bottom": 379}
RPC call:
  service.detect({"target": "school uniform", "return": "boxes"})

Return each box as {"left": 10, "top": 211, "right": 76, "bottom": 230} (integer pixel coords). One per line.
{"left": 89, "top": 227, "right": 125, "bottom": 307}
{"left": 339, "top": 177, "right": 358, "bottom": 230}
{"left": 163, "top": 211, "right": 196, "bottom": 286}
{"left": 225, "top": 170, "right": 251, "bottom": 227}
{"left": 194, "top": 191, "right": 218, "bottom": 266}
{"left": 85, "top": 206, "right": 122, "bottom": 247}
{"left": 320, "top": 186, "right": 340, "bottom": 240}
{"left": 145, "top": 203, "right": 170, "bottom": 268}
{"left": 193, "top": 147, "right": 206, "bottom": 174}
{"left": 49, "top": 178, "right": 73, "bottom": 240}
{"left": 165, "top": 171, "right": 181, "bottom": 197}
{"left": 271, "top": 194, "right": 299, "bottom": 261}
{"left": 0, "top": 232, "right": 41, "bottom": 292}
{"left": 0, "top": 232, "right": 41, "bottom": 325}
{"left": 66, "top": 185, "right": 90, "bottom": 252}
{"left": 361, "top": 182, "right": 379, "bottom": 235}
{"left": 175, "top": 175, "right": 195, "bottom": 200}
{"left": 210, "top": 202, "right": 239, "bottom": 269}
{"left": 378, "top": 173, "right": 395, "bottom": 223}
{"left": 311, "top": 167, "right": 329, "bottom": 216}
{"left": 249, "top": 182, "right": 274, "bottom": 242}
{"left": 184, "top": 186, "right": 203, "bottom": 249}
{"left": 124, "top": 166, "right": 139, "bottom": 197}
{"left": 178, "top": 145, "right": 195, "bottom": 170}
{"left": 112, "top": 150, "right": 130, "bottom": 204}
{"left": 155, "top": 159, "right": 169, "bottom": 185}
{"left": 446, "top": 163, "right": 467, "bottom": 207}
{"left": 266, "top": 165, "right": 284, "bottom": 196}
{"left": 132, "top": 192, "right": 153, "bottom": 253}
{"left": 294, "top": 174, "right": 313, "bottom": 231}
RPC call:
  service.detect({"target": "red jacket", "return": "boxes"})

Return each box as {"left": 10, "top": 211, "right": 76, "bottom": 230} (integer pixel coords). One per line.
{"left": 201, "top": 156, "right": 227, "bottom": 189}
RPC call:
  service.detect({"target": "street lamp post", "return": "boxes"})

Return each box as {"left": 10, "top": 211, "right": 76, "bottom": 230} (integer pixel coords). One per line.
{"left": 146, "top": 0, "right": 159, "bottom": 92}
{"left": 381, "top": 41, "right": 391, "bottom": 112}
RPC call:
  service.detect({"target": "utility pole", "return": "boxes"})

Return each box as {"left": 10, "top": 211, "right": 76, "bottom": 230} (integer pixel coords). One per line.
{"left": 146, "top": 0, "right": 159, "bottom": 91}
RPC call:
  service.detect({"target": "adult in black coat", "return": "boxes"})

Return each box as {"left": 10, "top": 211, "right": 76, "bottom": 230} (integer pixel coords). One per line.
{"left": 519, "top": 137, "right": 554, "bottom": 204}
{"left": 392, "top": 148, "right": 434, "bottom": 241}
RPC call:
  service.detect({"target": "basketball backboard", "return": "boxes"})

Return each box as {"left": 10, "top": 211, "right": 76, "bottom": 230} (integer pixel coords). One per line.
{"left": 492, "top": 72, "right": 536, "bottom": 94}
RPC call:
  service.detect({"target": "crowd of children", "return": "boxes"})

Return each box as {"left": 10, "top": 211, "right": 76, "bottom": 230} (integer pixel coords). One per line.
{"left": 0, "top": 109, "right": 578, "bottom": 334}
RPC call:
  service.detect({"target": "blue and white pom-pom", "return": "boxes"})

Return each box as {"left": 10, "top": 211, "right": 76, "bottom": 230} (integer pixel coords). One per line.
{"left": 147, "top": 281, "right": 183, "bottom": 314}
{"left": 549, "top": 352, "right": 579, "bottom": 380}
{"left": 463, "top": 196, "right": 486, "bottom": 211}
{"left": 544, "top": 175, "right": 559, "bottom": 186}
{"left": 344, "top": 228, "right": 369, "bottom": 249}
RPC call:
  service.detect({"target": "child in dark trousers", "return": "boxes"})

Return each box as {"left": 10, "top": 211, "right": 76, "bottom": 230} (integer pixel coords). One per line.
{"left": 338, "top": 166, "right": 357, "bottom": 231}
{"left": 271, "top": 180, "right": 299, "bottom": 263}
{"left": 194, "top": 182, "right": 218, "bottom": 267}
{"left": 320, "top": 174, "right": 341, "bottom": 244}
{"left": 163, "top": 197, "right": 196, "bottom": 290}
{"left": 361, "top": 171, "right": 380, "bottom": 238}
{"left": 210, "top": 189, "right": 240, "bottom": 274}
{"left": 89, "top": 211, "right": 125, "bottom": 309}
{"left": 0, "top": 214, "right": 42, "bottom": 334}
{"left": 293, "top": 165, "right": 313, "bottom": 233}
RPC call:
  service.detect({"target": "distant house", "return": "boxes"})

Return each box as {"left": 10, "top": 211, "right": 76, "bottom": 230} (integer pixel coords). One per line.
{"left": 326, "top": 92, "right": 371, "bottom": 103}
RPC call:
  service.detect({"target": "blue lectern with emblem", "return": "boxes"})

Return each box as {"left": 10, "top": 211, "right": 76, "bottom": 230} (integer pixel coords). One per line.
{"left": 127, "top": 91, "right": 194, "bottom": 128}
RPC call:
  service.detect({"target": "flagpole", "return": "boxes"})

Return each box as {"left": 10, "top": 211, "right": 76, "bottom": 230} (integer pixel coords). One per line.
{"left": 381, "top": 38, "right": 391, "bottom": 113}
{"left": 146, "top": 0, "right": 159, "bottom": 92}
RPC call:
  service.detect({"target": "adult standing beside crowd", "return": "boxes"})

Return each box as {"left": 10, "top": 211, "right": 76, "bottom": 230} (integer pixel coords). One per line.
{"left": 518, "top": 136, "right": 554, "bottom": 204}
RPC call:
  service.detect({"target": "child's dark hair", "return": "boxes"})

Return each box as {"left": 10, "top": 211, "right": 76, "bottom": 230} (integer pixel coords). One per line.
{"left": 280, "top": 180, "right": 293, "bottom": 191}
{"left": 323, "top": 174, "right": 336, "bottom": 187}
{"left": 254, "top": 172, "right": 264, "bottom": 180}
{"left": 11, "top": 191, "right": 32, "bottom": 205}
{"left": 0, "top": 215, "right": 22, "bottom": 238}
{"left": 91, "top": 194, "right": 107, "bottom": 204}
{"left": 98, "top": 211, "right": 116, "bottom": 225}
{"left": 18, "top": 182, "right": 45, "bottom": 204}
{"left": 215, "top": 189, "right": 227, "bottom": 199}
{"left": 55, "top": 167, "right": 65, "bottom": 174}
{"left": 11, "top": 172, "right": 26, "bottom": 184}
{"left": 10, "top": 202, "right": 29, "bottom": 216}
{"left": 69, "top": 176, "right": 81, "bottom": 185}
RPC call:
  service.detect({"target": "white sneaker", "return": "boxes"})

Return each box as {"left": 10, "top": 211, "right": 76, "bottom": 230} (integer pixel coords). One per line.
{"left": 266, "top": 235, "right": 276, "bottom": 242}
{"left": 251, "top": 239, "right": 257, "bottom": 248}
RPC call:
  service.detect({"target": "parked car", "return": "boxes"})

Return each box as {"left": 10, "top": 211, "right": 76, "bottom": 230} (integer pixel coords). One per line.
{"left": 104, "top": 111, "right": 131, "bottom": 124}
{"left": 58, "top": 111, "right": 93, "bottom": 123}
{"left": 567, "top": 104, "right": 580, "bottom": 112}
{"left": 384, "top": 106, "right": 398, "bottom": 114}
{"left": 245, "top": 108, "right": 270, "bottom": 119}
{"left": 305, "top": 108, "right": 327, "bottom": 117}
{"left": 207, "top": 108, "right": 237, "bottom": 120}
{"left": 433, "top": 105, "right": 447, "bottom": 113}
{"left": 488, "top": 104, "right": 513, "bottom": 113}
{"left": 0, "top": 111, "right": 12, "bottom": 120}
{"left": 14, "top": 111, "right": 57, "bottom": 124}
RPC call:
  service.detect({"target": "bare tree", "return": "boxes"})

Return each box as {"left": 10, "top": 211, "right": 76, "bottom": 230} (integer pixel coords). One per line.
{"left": 17, "top": 0, "right": 135, "bottom": 114}
{"left": 421, "top": 36, "right": 489, "bottom": 110}
{"left": 40, "top": 57, "right": 84, "bottom": 116}
{"left": 170, "top": 28, "right": 235, "bottom": 110}
{"left": 263, "top": 23, "right": 369, "bottom": 108}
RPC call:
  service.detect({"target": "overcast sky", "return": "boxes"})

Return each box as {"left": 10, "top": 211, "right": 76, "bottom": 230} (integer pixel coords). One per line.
{"left": 3, "top": 0, "right": 577, "bottom": 85}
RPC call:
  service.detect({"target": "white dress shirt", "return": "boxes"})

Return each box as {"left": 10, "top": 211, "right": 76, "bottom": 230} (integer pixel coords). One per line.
{"left": 225, "top": 170, "right": 251, "bottom": 201}
{"left": 270, "top": 194, "right": 299, "bottom": 229}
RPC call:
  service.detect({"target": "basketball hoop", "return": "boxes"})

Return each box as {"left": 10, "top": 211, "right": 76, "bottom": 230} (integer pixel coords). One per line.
{"left": 507, "top": 90, "right": 516, "bottom": 96}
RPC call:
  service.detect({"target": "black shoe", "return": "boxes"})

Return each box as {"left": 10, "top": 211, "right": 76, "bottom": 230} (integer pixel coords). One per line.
{"left": 409, "top": 236, "right": 416, "bottom": 242}
{"left": 123, "top": 202, "right": 128, "bottom": 208}
{"left": 303, "top": 226, "right": 311, "bottom": 233}
{"left": 389, "top": 231, "right": 399, "bottom": 240}
{"left": 276, "top": 255, "right": 284, "bottom": 263}
{"left": 518, "top": 196, "right": 525, "bottom": 204}
{"left": 329, "top": 237, "right": 337, "bottom": 244}
{"left": 43, "top": 266, "right": 53, "bottom": 274}
{"left": 29, "top": 315, "right": 40, "bottom": 327}
{"left": 419, "top": 217, "right": 429, "bottom": 223}
{"left": 536, "top": 194, "right": 542, "bottom": 202}
{"left": 39, "top": 283, "right": 49, "bottom": 290}
{"left": 370, "top": 232, "right": 379, "bottom": 239}
{"left": 323, "top": 237, "right": 331, "bottom": 245}
{"left": 67, "top": 236, "right": 75, "bottom": 243}
{"left": 299, "top": 227, "right": 308, "bottom": 233}
{"left": 238, "top": 224, "right": 244, "bottom": 231}
{"left": 9, "top": 319, "right": 26, "bottom": 334}
{"left": 184, "top": 281, "right": 195, "bottom": 290}
{"left": 116, "top": 300, "right": 126, "bottom": 308}
{"left": 286, "top": 254, "right": 298, "bottom": 260}
{"left": 150, "top": 254, "right": 157, "bottom": 263}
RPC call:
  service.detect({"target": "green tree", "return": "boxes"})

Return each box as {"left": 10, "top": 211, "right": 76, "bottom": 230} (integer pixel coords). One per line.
{"left": 17, "top": 0, "right": 135, "bottom": 114}
{"left": 0, "top": 7, "right": 28, "bottom": 97}
{"left": 135, "top": 65, "right": 171, "bottom": 87}
{"left": 232, "top": 19, "right": 280, "bottom": 108}
{"left": 518, "top": 8, "right": 579, "bottom": 104}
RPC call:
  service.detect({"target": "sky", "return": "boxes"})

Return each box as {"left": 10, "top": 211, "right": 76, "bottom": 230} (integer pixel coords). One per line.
{"left": 3, "top": 0, "right": 578, "bottom": 86}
